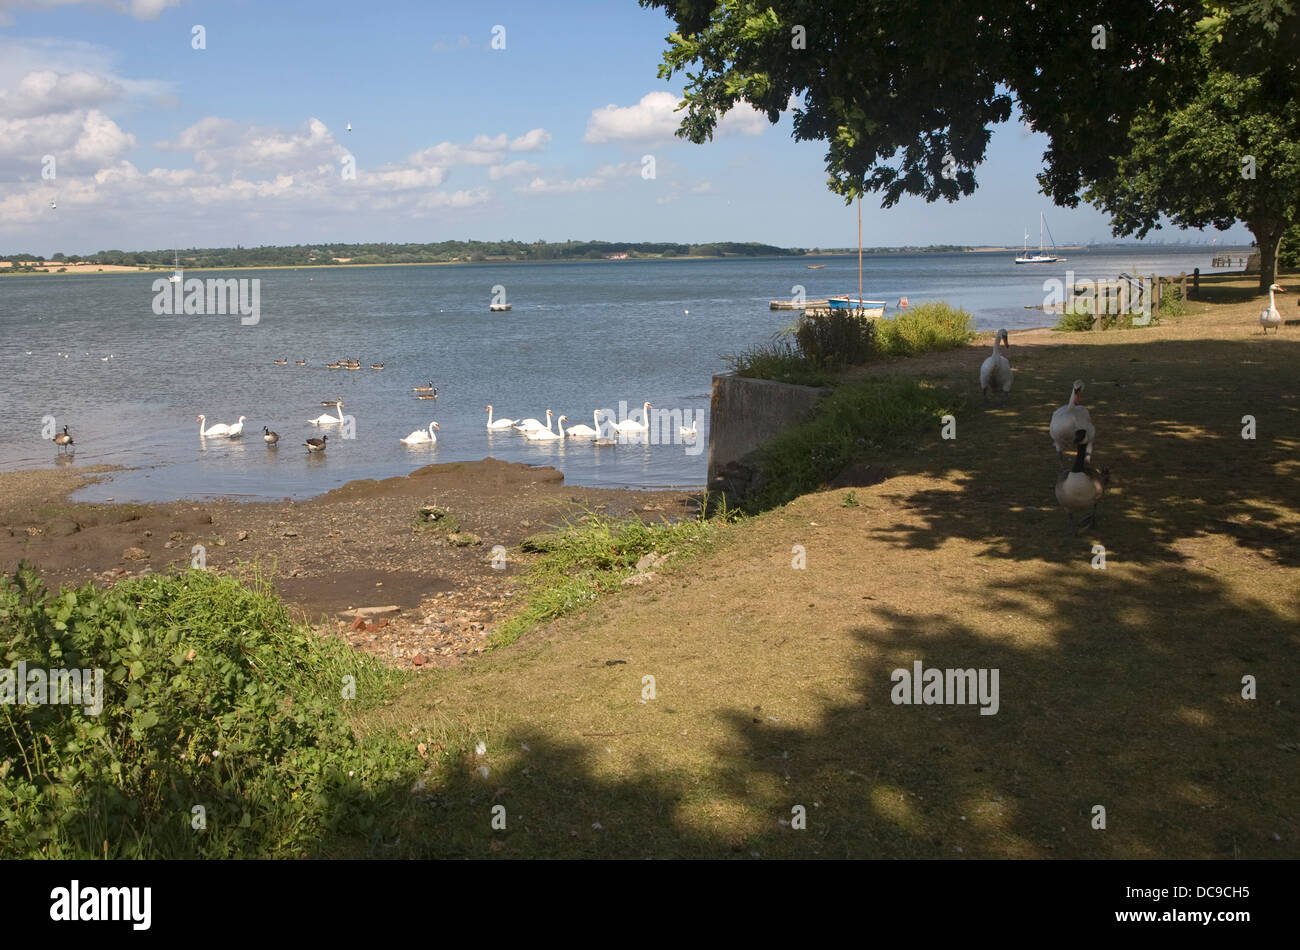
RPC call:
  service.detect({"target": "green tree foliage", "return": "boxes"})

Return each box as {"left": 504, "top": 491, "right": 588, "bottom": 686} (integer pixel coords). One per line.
{"left": 641, "top": 0, "right": 1199, "bottom": 205}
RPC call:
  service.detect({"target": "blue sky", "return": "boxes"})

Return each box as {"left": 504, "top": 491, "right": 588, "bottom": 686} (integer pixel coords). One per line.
{"left": 0, "top": 0, "right": 1252, "bottom": 255}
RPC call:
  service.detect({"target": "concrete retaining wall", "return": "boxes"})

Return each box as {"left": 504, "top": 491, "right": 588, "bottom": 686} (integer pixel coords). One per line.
{"left": 707, "top": 373, "right": 830, "bottom": 485}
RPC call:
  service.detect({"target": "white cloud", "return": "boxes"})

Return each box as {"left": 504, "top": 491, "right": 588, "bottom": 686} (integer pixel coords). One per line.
{"left": 584, "top": 90, "right": 769, "bottom": 145}
{"left": 0, "top": 69, "right": 124, "bottom": 117}
{"left": 0, "top": 107, "right": 135, "bottom": 172}
{"left": 0, "top": 0, "right": 179, "bottom": 21}
{"left": 518, "top": 175, "right": 605, "bottom": 195}
{"left": 488, "top": 159, "right": 540, "bottom": 180}
{"left": 509, "top": 128, "right": 551, "bottom": 152}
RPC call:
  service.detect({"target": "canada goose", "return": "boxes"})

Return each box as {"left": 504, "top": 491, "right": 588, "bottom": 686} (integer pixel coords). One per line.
{"left": 295, "top": 359, "right": 307, "bottom": 366}
{"left": 1260, "top": 283, "right": 1286, "bottom": 333}
{"left": 273, "top": 358, "right": 288, "bottom": 365}
{"left": 979, "top": 328, "right": 1012, "bottom": 400}
{"left": 485, "top": 405, "right": 517, "bottom": 429}
{"left": 225, "top": 416, "right": 247, "bottom": 437}
{"left": 370, "top": 363, "right": 384, "bottom": 370}
{"left": 1050, "top": 381, "right": 1094, "bottom": 461}
{"left": 514, "top": 409, "right": 551, "bottom": 432}
{"left": 305, "top": 435, "right": 328, "bottom": 452}
{"left": 327, "top": 361, "right": 342, "bottom": 369}
{"left": 413, "top": 381, "right": 435, "bottom": 393}
{"left": 344, "top": 363, "right": 361, "bottom": 371}
{"left": 417, "top": 393, "right": 437, "bottom": 400}
{"left": 263, "top": 426, "right": 279, "bottom": 444}
{"left": 1055, "top": 429, "right": 1110, "bottom": 533}
{"left": 53, "top": 425, "right": 74, "bottom": 452}
{"left": 320, "top": 399, "right": 341, "bottom": 407}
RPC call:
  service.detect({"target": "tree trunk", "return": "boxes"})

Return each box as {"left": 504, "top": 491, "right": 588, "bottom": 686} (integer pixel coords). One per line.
{"left": 1247, "top": 220, "right": 1285, "bottom": 290}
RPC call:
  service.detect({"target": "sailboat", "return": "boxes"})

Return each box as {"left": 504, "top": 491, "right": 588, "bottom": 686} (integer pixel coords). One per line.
{"left": 168, "top": 251, "right": 183, "bottom": 283}
{"left": 1015, "top": 213, "right": 1062, "bottom": 264}
{"left": 829, "top": 196, "right": 887, "bottom": 317}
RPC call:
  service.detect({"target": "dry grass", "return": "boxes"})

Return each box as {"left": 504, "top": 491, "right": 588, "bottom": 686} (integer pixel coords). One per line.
{"left": 342, "top": 277, "right": 1298, "bottom": 859}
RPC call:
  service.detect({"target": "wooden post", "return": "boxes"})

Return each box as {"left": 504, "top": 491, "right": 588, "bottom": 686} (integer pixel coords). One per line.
{"left": 1092, "top": 283, "right": 1101, "bottom": 330}
{"left": 1118, "top": 279, "right": 1127, "bottom": 320}
{"left": 1179, "top": 271, "right": 1187, "bottom": 302}
{"left": 1192, "top": 267, "right": 1200, "bottom": 299}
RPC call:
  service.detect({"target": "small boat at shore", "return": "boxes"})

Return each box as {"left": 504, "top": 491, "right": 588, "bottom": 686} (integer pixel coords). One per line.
{"left": 806, "top": 264, "right": 826, "bottom": 269}
{"left": 828, "top": 296, "right": 887, "bottom": 317}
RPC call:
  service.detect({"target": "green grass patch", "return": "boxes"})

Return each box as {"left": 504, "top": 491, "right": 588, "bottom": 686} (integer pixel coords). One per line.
{"left": 874, "top": 302, "right": 977, "bottom": 357}
{"left": 491, "top": 507, "right": 728, "bottom": 650}
{"left": 725, "top": 334, "right": 836, "bottom": 387}
{"left": 743, "top": 378, "right": 963, "bottom": 512}
{"left": 0, "top": 565, "right": 414, "bottom": 858}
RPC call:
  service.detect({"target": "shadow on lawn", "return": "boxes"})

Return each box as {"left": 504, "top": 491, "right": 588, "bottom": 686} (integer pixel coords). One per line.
{"left": 304, "top": 336, "right": 1298, "bottom": 859}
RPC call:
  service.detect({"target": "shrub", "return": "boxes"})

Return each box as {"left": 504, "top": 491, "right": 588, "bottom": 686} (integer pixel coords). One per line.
{"left": 1056, "top": 309, "right": 1096, "bottom": 332}
{"left": 725, "top": 334, "right": 836, "bottom": 387}
{"left": 0, "top": 565, "right": 408, "bottom": 858}
{"left": 792, "top": 309, "right": 877, "bottom": 368}
{"left": 875, "top": 302, "right": 976, "bottom": 356}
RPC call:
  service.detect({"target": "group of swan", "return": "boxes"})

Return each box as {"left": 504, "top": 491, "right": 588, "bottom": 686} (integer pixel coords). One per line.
{"left": 486, "top": 401, "right": 698, "bottom": 442}
{"left": 977, "top": 330, "right": 1108, "bottom": 532}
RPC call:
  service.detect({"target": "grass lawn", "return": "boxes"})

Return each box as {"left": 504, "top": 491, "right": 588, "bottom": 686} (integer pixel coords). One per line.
{"left": 330, "top": 275, "right": 1299, "bottom": 858}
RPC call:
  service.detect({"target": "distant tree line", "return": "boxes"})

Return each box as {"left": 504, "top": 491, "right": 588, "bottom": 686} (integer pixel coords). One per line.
{"left": 1, "top": 240, "right": 799, "bottom": 269}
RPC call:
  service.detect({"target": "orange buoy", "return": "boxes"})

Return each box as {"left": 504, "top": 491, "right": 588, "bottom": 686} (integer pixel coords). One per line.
{"left": 899, "top": 296, "right": 909, "bottom": 308}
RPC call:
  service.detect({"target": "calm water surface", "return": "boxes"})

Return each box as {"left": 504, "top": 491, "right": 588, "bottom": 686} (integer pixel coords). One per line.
{"left": 0, "top": 248, "right": 1238, "bottom": 502}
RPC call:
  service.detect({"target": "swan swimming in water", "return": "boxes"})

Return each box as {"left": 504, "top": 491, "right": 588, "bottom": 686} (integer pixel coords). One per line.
{"left": 527, "top": 415, "right": 565, "bottom": 441}
{"left": 485, "top": 405, "right": 517, "bottom": 429}
{"left": 400, "top": 421, "right": 439, "bottom": 445}
{"left": 564, "top": 410, "right": 603, "bottom": 438}
{"left": 225, "top": 416, "right": 247, "bottom": 438}
{"left": 308, "top": 401, "right": 345, "bottom": 425}
{"left": 610, "top": 401, "right": 653, "bottom": 433}
{"left": 197, "top": 415, "right": 232, "bottom": 437}
{"left": 514, "top": 409, "right": 551, "bottom": 432}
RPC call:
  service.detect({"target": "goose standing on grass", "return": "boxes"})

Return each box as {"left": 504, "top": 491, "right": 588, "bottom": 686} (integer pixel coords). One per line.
{"left": 1260, "top": 283, "right": 1286, "bottom": 333}
{"left": 564, "top": 410, "right": 602, "bottom": 438}
{"left": 262, "top": 426, "right": 279, "bottom": 445}
{"left": 226, "top": 416, "right": 246, "bottom": 438}
{"left": 515, "top": 409, "right": 552, "bottom": 432}
{"left": 979, "top": 328, "right": 1013, "bottom": 400}
{"left": 308, "top": 401, "right": 344, "bottom": 425}
{"left": 400, "top": 421, "right": 440, "bottom": 445}
{"left": 610, "top": 401, "right": 653, "bottom": 433}
{"left": 485, "top": 405, "right": 517, "bottom": 429}
{"left": 1050, "top": 381, "right": 1094, "bottom": 461}
{"left": 197, "top": 415, "right": 231, "bottom": 437}
{"left": 527, "top": 415, "right": 565, "bottom": 441}
{"left": 305, "top": 434, "right": 328, "bottom": 453}
{"left": 1056, "top": 429, "right": 1110, "bottom": 533}
{"left": 53, "top": 425, "right": 74, "bottom": 453}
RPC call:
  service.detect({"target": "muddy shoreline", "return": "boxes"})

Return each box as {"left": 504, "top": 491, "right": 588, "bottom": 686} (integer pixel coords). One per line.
{"left": 0, "top": 458, "right": 700, "bottom": 668}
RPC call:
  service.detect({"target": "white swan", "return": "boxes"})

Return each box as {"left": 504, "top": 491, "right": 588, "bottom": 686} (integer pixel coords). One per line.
{"left": 308, "top": 401, "right": 344, "bottom": 425}
{"left": 225, "top": 416, "right": 247, "bottom": 437}
{"left": 680, "top": 418, "right": 699, "bottom": 440}
{"left": 527, "top": 415, "right": 564, "bottom": 441}
{"left": 1260, "top": 283, "right": 1286, "bottom": 333}
{"left": 979, "top": 328, "right": 1012, "bottom": 399}
{"left": 514, "top": 409, "right": 551, "bottom": 432}
{"left": 610, "top": 401, "right": 653, "bottom": 433}
{"left": 197, "top": 414, "right": 231, "bottom": 437}
{"left": 564, "top": 410, "right": 602, "bottom": 438}
{"left": 401, "top": 421, "right": 439, "bottom": 445}
{"left": 486, "top": 405, "right": 517, "bottom": 429}
{"left": 1050, "top": 381, "right": 1095, "bottom": 460}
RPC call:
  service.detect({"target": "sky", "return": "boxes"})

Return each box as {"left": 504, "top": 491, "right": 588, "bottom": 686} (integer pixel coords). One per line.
{"left": 0, "top": 0, "right": 1253, "bottom": 255}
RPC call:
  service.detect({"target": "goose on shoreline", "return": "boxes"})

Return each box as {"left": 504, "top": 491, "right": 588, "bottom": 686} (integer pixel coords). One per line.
{"left": 305, "top": 435, "right": 328, "bottom": 453}
{"left": 979, "top": 328, "right": 1012, "bottom": 400}
{"left": 1056, "top": 429, "right": 1110, "bottom": 533}
{"left": 1050, "top": 381, "right": 1094, "bottom": 461}
{"left": 53, "top": 425, "right": 74, "bottom": 453}
{"left": 1260, "top": 283, "right": 1286, "bottom": 333}
{"left": 263, "top": 426, "right": 279, "bottom": 445}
